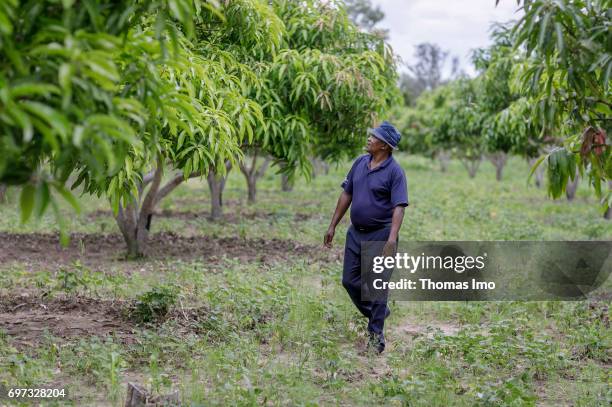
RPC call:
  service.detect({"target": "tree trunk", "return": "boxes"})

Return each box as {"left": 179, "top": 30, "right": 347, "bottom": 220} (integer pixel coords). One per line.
{"left": 281, "top": 174, "right": 294, "bottom": 192}
{"left": 114, "top": 157, "right": 164, "bottom": 258}
{"left": 565, "top": 168, "right": 579, "bottom": 201}
{"left": 0, "top": 184, "right": 6, "bottom": 203}
{"left": 207, "top": 170, "right": 223, "bottom": 220}
{"left": 124, "top": 383, "right": 148, "bottom": 407}
{"left": 461, "top": 156, "right": 481, "bottom": 178}
{"left": 437, "top": 150, "right": 450, "bottom": 173}
{"left": 322, "top": 160, "right": 329, "bottom": 175}
{"left": 488, "top": 152, "right": 507, "bottom": 181}
{"left": 207, "top": 163, "right": 231, "bottom": 220}
{"left": 310, "top": 158, "right": 318, "bottom": 179}
{"left": 528, "top": 157, "right": 544, "bottom": 188}
{"left": 310, "top": 158, "right": 329, "bottom": 178}
{"left": 238, "top": 149, "right": 270, "bottom": 205}
{"left": 114, "top": 157, "right": 201, "bottom": 257}
{"left": 246, "top": 176, "right": 256, "bottom": 204}
{"left": 124, "top": 382, "right": 179, "bottom": 407}
{"left": 115, "top": 201, "right": 141, "bottom": 258}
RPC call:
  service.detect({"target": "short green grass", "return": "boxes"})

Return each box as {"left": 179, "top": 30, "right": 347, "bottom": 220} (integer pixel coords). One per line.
{"left": 0, "top": 154, "right": 610, "bottom": 406}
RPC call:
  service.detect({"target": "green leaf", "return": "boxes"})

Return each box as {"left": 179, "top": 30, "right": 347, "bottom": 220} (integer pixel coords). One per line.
{"left": 10, "top": 83, "right": 60, "bottom": 98}
{"left": 72, "top": 125, "right": 84, "bottom": 147}
{"left": 34, "top": 182, "right": 50, "bottom": 218}
{"left": 59, "top": 63, "right": 73, "bottom": 108}
{"left": 82, "top": 54, "right": 120, "bottom": 88}
{"left": 20, "top": 185, "right": 35, "bottom": 223}
{"left": 51, "top": 199, "right": 70, "bottom": 247}
{"left": 20, "top": 101, "right": 70, "bottom": 141}
{"left": 554, "top": 22, "right": 564, "bottom": 55}
{"left": 6, "top": 104, "right": 33, "bottom": 142}
{"left": 0, "top": 7, "right": 13, "bottom": 35}
{"left": 54, "top": 183, "right": 81, "bottom": 214}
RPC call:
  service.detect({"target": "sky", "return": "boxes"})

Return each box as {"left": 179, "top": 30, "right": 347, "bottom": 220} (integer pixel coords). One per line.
{"left": 375, "top": 0, "right": 524, "bottom": 77}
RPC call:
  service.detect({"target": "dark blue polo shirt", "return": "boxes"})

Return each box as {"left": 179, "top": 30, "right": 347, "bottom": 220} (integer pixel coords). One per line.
{"left": 341, "top": 154, "right": 409, "bottom": 229}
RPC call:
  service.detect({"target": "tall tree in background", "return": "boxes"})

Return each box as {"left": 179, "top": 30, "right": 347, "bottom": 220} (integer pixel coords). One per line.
{"left": 398, "top": 74, "right": 421, "bottom": 106}
{"left": 344, "top": 0, "right": 385, "bottom": 31}
{"left": 410, "top": 43, "right": 449, "bottom": 92}
{"left": 399, "top": 42, "right": 459, "bottom": 106}
{"left": 395, "top": 84, "right": 454, "bottom": 170}
{"left": 443, "top": 79, "right": 487, "bottom": 178}
{"left": 472, "top": 24, "right": 517, "bottom": 181}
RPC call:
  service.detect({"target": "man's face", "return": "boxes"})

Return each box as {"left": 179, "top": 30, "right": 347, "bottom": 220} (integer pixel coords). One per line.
{"left": 366, "top": 134, "right": 389, "bottom": 154}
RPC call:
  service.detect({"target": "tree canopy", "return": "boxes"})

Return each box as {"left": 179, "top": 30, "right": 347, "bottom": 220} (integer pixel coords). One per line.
{"left": 507, "top": 0, "right": 610, "bottom": 207}
{"left": 0, "top": 0, "right": 402, "bottom": 253}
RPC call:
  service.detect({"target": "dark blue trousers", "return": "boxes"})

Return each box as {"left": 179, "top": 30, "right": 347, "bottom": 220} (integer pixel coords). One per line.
{"left": 342, "top": 224, "right": 392, "bottom": 335}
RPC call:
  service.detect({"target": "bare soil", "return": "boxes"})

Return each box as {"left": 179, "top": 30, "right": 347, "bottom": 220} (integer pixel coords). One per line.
{"left": 393, "top": 316, "right": 463, "bottom": 340}
{"left": 0, "top": 232, "right": 340, "bottom": 271}
{"left": 0, "top": 231, "right": 342, "bottom": 350}
{"left": 0, "top": 294, "right": 217, "bottom": 349}
{"left": 87, "top": 208, "right": 317, "bottom": 223}
{"left": 0, "top": 295, "right": 135, "bottom": 348}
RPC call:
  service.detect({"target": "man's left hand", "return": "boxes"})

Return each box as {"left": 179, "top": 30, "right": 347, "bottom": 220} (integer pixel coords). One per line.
{"left": 382, "top": 240, "right": 397, "bottom": 258}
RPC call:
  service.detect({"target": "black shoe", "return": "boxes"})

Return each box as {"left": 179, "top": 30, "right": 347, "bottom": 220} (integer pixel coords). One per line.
{"left": 367, "top": 331, "right": 386, "bottom": 354}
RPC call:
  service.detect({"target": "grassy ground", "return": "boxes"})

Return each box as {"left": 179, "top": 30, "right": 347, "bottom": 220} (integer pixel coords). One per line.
{"left": 0, "top": 154, "right": 610, "bottom": 406}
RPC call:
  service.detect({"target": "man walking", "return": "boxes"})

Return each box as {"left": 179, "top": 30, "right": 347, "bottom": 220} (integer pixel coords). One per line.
{"left": 324, "top": 121, "right": 409, "bottom": 353}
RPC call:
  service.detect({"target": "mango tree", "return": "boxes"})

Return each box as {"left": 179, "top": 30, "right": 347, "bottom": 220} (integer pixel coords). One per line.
{"left": 78, "top": 31, "right": 263, "bottom": 257}
{"left": 396, "top": 84, "right": 455, "bottom": 172}
{"left": 441, "top": 79, "right": 487, "bottom": 178}
{"left": 0, "top": 0, "right": 212, "bottom": 242}
{"left": 506, "top": 0, "right": 611, "bottom": 216}
{"left": 91, "top": 2, "right": 280, "bottom": 255}
{"left": 472, "top": 25, "right": 518, "bottom": 181}
{"left": 225, "top": 0, "right": 400, "bottom": 206}
{"left": 0, "top": 0, "right": 272, "bottom": 255}
{"left": 186, "top": 0, "right": 285, "bottom": 214}
{"left": 492, "top": 97, "right": 549, "bottom": 187}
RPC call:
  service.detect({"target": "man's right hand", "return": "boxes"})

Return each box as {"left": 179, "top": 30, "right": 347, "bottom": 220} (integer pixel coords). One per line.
{"left": 324, "top": 226, "right": 335, "bottom": 248}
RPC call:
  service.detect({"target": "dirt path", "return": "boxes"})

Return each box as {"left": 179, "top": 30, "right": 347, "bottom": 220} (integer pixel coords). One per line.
{"left": 393, "top": 316, "right": 463, "bottom": 339}
{"left": 0, "top": 232, "right": 341, "bottom": 271}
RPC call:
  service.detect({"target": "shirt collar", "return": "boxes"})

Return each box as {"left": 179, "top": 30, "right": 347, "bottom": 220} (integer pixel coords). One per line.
{"left": 367, "top": 153, "right": 394, "bottom": 172}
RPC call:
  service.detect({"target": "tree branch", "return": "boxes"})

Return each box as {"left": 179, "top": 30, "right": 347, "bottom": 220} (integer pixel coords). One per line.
{"left": 138, "top": 156, "right": 164, "bottom": 229}
{"left": 238, "top": 159, "right": 251, "bottom": 180}
{"left": 137, "top": 170, "right": 157, "bottom": 198}
{"left": 238, "top": 150, "right": 260, "bottom": 180}
{"left": 256, "top": 157, "right": 272, "bottom": 179}
{"left": 154, "top": 171, "right": 200, "bottom": 206}
{"left": 142, "top": 170, "right": 156, "bottom": 186}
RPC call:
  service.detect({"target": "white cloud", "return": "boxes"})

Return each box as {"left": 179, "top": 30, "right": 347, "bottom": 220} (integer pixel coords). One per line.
{"left": 375, "top": 0, "right": 523, "bottom": 77}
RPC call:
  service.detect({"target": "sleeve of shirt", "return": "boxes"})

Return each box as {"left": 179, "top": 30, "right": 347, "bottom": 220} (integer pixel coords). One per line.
{"left": 340, "top": 156, "right": 361, "bottom": 194}
{"left": 390, "top": 167, "right": 409, "bottom": 207}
